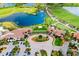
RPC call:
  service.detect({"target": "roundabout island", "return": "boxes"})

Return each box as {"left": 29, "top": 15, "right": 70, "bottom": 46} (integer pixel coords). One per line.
{"left": 31, "top": 34, "right": 49, "bottom": 42}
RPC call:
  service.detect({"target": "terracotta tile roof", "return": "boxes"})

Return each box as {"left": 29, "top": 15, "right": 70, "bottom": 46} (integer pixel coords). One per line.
{"left": 55, "top": 29, "right": 63, "bottom": 37}
{"left": 48, "top": 27, "right": 63, "bottom": 36}
{"left": 74, "top": 32, "right": 79, "bottom": 39}
{"left": 0, "top": 28, "right": 32, "bottom": 40}
{"left": 0, "top": 32, "right": 17, "bottom": 40}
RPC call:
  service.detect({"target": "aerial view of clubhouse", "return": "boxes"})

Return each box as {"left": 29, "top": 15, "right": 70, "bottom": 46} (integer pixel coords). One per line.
{"left": 0, "top": 3, "right": 79, "bottom": 56}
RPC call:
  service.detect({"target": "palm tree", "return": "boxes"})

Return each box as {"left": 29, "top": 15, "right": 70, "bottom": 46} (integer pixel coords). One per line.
{"left": 38, "top": 35, "right": 43, "bottom": 39}
{"left": 36, "top": 4, "right": 45, "bottom": 11}
{"left": 64, "top": 29, "right": 72, "bottom": 41}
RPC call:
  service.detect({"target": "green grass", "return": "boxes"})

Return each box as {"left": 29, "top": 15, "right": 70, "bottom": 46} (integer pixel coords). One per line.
{"left": 44, "top": 16, "right": 56, "bottom": 25}
{"left": 13, "top": 40, "right": 19, "bottom": 45}
{"left": 32, "top": 24, "right": 47, "bottom": 33}
{"left": 45, "top": 15, "right": 75, "bottom": 33}
{"left": 23, "top": 39, "right": 30, "bottom": 47}
{"left": 50, "top": 7, "right": 79, "bottom": 28}
{"left": 55, "top": 23, "right": 75, "bottom": 33}
{"left": 33, "top": 30, "right": 47, "bottom": 33}
{"left": 30, "top": 16, "right": 54, "bottom": 33}
{"left": 0, "top": 7, "right": 37, "bottom": 18}
{"left": 54, "top": 37, "right": 63, "bottom": 46}
{"left": 11, "top": 46, "right": 20, "bottom": 56}
{"left": 0, "top": 40, "right": 9, "bottom": 45}
{"left": 33, "top": 25, "right": 47, "bottom": 30}
{"left": 32, "top": 15, "right": 56, "bottom": 32}
{"left": 51, "top": 50, "right": 63, "bottom": 56}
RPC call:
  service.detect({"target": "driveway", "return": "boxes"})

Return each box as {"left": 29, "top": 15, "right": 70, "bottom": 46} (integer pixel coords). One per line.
{"left": 28, "top": 34, "right": 61, "bottom": 56}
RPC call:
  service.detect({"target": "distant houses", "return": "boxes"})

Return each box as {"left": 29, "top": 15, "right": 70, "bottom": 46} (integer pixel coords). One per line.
{"left": 0, "top": 3, "right": 15, "bottom": 8}
{"left": 0, "top": 3, "right": 35, "bottom": 8}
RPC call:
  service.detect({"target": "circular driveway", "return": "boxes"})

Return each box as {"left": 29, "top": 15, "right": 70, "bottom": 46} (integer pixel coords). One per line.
{"left": 27, "top": 34, "right": 61, "bottom": 56}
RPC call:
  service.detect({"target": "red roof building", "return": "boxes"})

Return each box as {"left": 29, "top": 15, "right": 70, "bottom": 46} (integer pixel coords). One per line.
{"left": 74, "top": 32, "right": 79, "bottom": 40}
{"left": 0, "top": 28, "right": 32, "bottom": 40}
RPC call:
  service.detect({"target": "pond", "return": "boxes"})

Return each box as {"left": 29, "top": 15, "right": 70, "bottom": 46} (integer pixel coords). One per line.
{"left": 63, "top": 7, "right": 79, "bottom": 16}
{"left": 0, "top": 11, "right": 46, "bottom": 26}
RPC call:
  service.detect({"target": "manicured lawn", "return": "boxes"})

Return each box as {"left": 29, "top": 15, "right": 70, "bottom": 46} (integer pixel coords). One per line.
{"left": 55, "top": 23, "right": 75, "bottom": 33}
{"left": 32, "top": 16, "right": 56, "bottom": 33}
{"left": 0, "top": 7, "right": 37, "bottom": 18}
{"left": 33, "top": 30, "right": 47, "bottom": 33}
{"left": 32, "top": 20, "right": 48, "bottom": 32}
{"left": 44, "top": 16, "right": 56, "bottom": 25}
{"left": 50, "top": 7, "right": 79, "bottom": 28}
{"left": 54, "top": 37, "right": 63, "bottom": 46}
{"left": 33, "top": 25, "right": 47, "bottom": 31}
{"left": 1, "top": 22, "right": 17, "bottom": 30}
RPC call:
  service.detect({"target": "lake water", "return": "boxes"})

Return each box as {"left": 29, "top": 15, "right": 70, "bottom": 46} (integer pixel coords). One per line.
{"left": 23, "top": 3, "right": 35, "bottom": 6}
{"left": 63, "top": 7, "right": 79, "bottom": 16}
{"left": 0, "top": 11, "right": 46, "bottom": 26}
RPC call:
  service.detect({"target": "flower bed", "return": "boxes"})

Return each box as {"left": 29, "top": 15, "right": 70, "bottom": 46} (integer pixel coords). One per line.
{"left": 32, "top": 35, "right": 49, "bottom": 42}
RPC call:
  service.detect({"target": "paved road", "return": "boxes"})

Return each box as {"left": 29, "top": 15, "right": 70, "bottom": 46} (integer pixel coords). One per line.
{"left": 60, "top": 42, "right": 69, "bottom": 56}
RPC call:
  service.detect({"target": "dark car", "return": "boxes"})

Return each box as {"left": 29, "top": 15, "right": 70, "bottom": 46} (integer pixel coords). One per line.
{"left": 27, "top": 52, "right": 31, "bottom": 55}
{"left": 6, "top": 52, "right": 8, "bottom": 56}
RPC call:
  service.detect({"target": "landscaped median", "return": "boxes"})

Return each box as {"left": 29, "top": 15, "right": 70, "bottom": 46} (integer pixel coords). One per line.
{"left": 40, "top": 50, "right": 48, "bottom": 56}
{"left": 51, "top": 50, "right": 63, "bottom": 56}
{"left": 11, "top": 46, "right": 20, "bottom": 56}
{"left": 0, "top": 7, "right": 37, "bottom": 18}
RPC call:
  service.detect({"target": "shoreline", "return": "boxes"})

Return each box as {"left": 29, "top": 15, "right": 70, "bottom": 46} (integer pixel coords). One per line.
{"left": 0, "top": 7, "right": 37, "bottom": 18}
